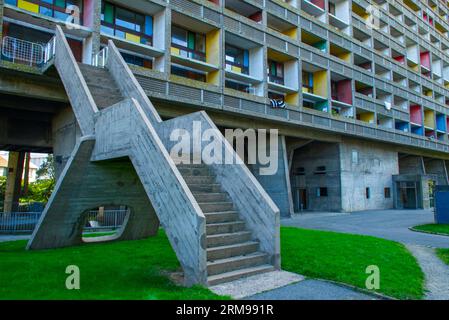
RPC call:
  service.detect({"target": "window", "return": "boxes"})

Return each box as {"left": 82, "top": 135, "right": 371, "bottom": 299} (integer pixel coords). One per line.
{"left": 101, "top": 2, "right": 153, "bottom": 46}
{"left": 171, "top": 65, "right": 206, "bottom": 82}
{"left": 171, "top": 26, "right": 206, "bottom": 62}
{"left": 294, "top": 167, "right": 305, "bottom": 176}
{"left": 267, "top": 60, "right": 284, "bottom": 85}
{"left": 329, "top": 2, "right": 336, "bottom": 15}
{"left": 366, "top": 188, "right": 371, "bottom": 199}
{"left": 302, "top": 71, "right": 313, "bottom": 94}
{"left": 314, "top": 166, "right": 327, "bottom": 174}
{"left": 225, "top": 44, "right": 249, "bottom": 75}
{"left": 121, "top": 52, "right": 153, "bottom": 69}
{"left": 225, "top": 80, "right": 253, "bottom": 94}
{"left": 352, "top": 150, "right": 359, "bottom": 164}
{"left": 384, "top": 188, "right": 391, "bottom": 199}
{"left": 317, "top": 188, "right": 328, "bottom": 197}
{"left": 7, "top": 0, "right": 84, "bottom": 23}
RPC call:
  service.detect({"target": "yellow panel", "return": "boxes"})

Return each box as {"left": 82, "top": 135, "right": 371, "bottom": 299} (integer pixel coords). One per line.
{"left": 360, "top": 112, "right": 375, "bottom": 123}
{"left": 231, "top": 66, "right": 242, "bottom": 73}
{"left": 314, "top": 70, "right": 328, "bottom": 97}
{"left": 302, "top": 87, "right": 311, "bottom": 93}
{"left": 424, "top": 110, "right": 436, "bottom": 128}
{"left": 171, "top": 47, "right": 180, "bottom": 56}
{"left": 206, "top": 70, "right": 220, "bottom": 86}
{"left": 338, "top": 52, "right": 351, "bottom": 63}
{"left": 125, "top": 33, "right": 140, "bottom": 43}
{"left": 282, "top": 27, "right": 298, "bottom": 40}
{"left": 206, "top": 29, "right": 220, "bottom": 66}
{"left": 18, "top": 0, "right": 39, "bottom": 13}
{"left": 285, "top": 92, "right": 299, "bottom": 106}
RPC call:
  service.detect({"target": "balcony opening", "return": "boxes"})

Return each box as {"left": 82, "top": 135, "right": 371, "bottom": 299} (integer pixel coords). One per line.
{"left": 352, "top": 2, "right": 368, "bottom": 19}
{"left": 410, "top": 104, "right": 423, "bottom": 128}
{"left": 422, "top": 85, "right": 433, "bottom": 98}
{"left": 101, "top": 1, "right": 153, "bottom": 46}
{"left": 330, "top": 72, "right": 353, "bottom": 118}
{"left": 267, "top": 49, "right": 299, "bottom": 105}
{"left": 225, "top": 0, "right": 262, "bottom": 23}
{"left": 424, "top": 108, "right": 436, "bottom": 133}
{"left": 170, "top": 16, "right": 220, "bottom": 85}
{"left": 436, "top": 113, "right": 447, "bottom": 140}
{"left": 392, "top": 71, "right": 407, "bottom": 86}
{"left": 328, "top": 0, "right": 350, "bottom": 33}
{"left": 408, "top": 79, "right": 420, "bottom": 93}
{"left": 330, "top": 43, "right": 351, "bottom": 62}
{"left": 354, "top": 53, "right": 372, "bottom": 71}
{"left": 267, "top": 13, "right": 298, "bottom": 39}
{"left": 302, "top": 62, "right": 328, "bottom": 112}
{"left": 375, "top": 63, "right": 391, "bottom": 80}
{"left": 390, "top": 26, "right": 404, "bottom": 44}
{"left": 392, "top": 49, "right": 405, "bottom": 65}
{"left": 301, "top": 30, "right": 327, "bottom": 52}
{"left": 378, "top": 114, "right": 394, "bottom": 129}
{"left": 6, "top": 0, "right": 85, "bottom": 25}
{"left": 376, "top": 89, "right": 392, "bottom": 107}
{"left": 420, "top": 49, "right": 431, "bottom": 74}
{"left": 352, "top": 27, "right": 371, "bottom": 47}
{"left": 373, "top": 38, "right": 389, "bottom": 56}
{"left": 406, "top": 37, "right": 419, "bottom": 69}
{"left": 395, "top": 120, "right": 410, "bottom": 132}
{"left": 356, "top": 109, "right": 375, "bottom": 124}
{"left": 355, "top": 81, "right": 373, "bottom": 98}
{"left": 403, "top": 0, "right": 420, "bottom": 11}
{"left": 394, "top": 95, "right": 408, "bottom": 112}
{"left": 301, "top": 0, "right": 326, "bottom": 18}
{"left": 283, "top": 0, "right": 299, "bottom": 8}
{"left": 225, "top": 32, "right": 263, "bottom": 96}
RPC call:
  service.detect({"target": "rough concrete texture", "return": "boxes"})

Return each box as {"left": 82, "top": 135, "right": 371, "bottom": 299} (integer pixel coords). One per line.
{"left": 210, "top": 271, "right": 304, "bottom": 299}
{"left": 28, "top": 137, "right": 160, "bottom": 250}
{"left": 406, "top": 245, "right": 449, "bottom": 300}
{"left": 290, "top": 141, "right": 342, "bottom": 212}
{"left": 399, "top": 155, "right": 425, "bottom": 175}
{"left": 251, "top": 135, "right": 294, "bottom": 218}
{"left": 340, "top": 138, "right": 399, "bottom": 212}
{"left": 424, "top": 158, "right": 449, "bottom": 185}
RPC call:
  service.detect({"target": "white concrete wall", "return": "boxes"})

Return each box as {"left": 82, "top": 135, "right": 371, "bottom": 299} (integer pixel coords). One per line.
{"left": 340, "top": 138, "right": 399, "bottom": 212}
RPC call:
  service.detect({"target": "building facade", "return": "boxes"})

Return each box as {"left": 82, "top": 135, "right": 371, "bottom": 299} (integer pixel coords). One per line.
{"left": 1, "top": 0, "right": 449, "bottom": 215}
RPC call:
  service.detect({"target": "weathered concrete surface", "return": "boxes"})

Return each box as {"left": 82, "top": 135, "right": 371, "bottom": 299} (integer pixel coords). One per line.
{"left": 251, "top": 135, "right": 294, "bottom": 218}
{"left": 28, "top": 137, "right": 160, "bottom": 250}
{"left": 340, "top": 138, "right": 399, "bottom": 212}
{"left": 399, "top": 155, "right": 425, "bottom": 175}
{"left": 424, "top": 158, "right": 448, "bottom": 185}
{"left": 210, "top": 271, "right": 304, "bottom": 299}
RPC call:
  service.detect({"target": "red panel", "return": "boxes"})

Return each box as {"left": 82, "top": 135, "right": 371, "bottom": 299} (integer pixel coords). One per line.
{"left": 410, "top": 105, "right": 423, "bottom": 124}
{"left": 336, "top": 79, "right": 353, "bottom": 104}
{"left": 248, "top": 11, "right": 262, "bottom": 22}
{"left": 2, "top": 22, "right": 9, "bottom": 37}
{"left": 311, "top": 0, "right": 325, "bottom": 9}
{"left": 394, "top": 56, "right": 405, "bottom": 64}
{"left": 420, "top": 51, "right": 431, "bottom": 70}
{"left": 67, "top": 39, "right": 83, "bottom": 62}
{"left": 83, "top": 0, "right": 94, "bottom": 28}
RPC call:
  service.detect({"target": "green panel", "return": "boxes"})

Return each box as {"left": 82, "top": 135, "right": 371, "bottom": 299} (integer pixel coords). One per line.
{"left": 188, "top": 32, "right": 195, "bottom": 50}
{"left": 55, "top": 0, "right": 65, "bottom": 8}
{"left": 104, "top": 3, "right": 114, "bottom": 24}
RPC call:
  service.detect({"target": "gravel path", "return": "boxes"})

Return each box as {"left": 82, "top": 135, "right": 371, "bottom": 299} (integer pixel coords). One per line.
{"left": 406, "top": 245, "right": 449, "bottom": 300}
{"left": 247, "top": 279, "right": 378, "bottom": 300}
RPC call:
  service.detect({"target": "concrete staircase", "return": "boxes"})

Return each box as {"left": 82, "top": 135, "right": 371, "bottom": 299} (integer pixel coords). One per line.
{"left": 178, "top": 163, "right": 275, "bottom": 285}
{"left": 78, "top": 63, "right": 124, "bottom": 109}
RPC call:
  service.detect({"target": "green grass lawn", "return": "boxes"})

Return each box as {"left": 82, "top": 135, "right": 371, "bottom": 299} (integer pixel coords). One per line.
{"left": 281, "top": 227, "right": 424, "bottom": 300}
{"left": 437, "top": 249, "right": 449, "bottom": 266}
{"left": 412, "top": 224, "right": 449, "bottom": 236}
{"left": 0, "top": 227, "right": 425, "bottom": 300}
{"left": 0, "top": 230, "right": 226, "bottom": 300}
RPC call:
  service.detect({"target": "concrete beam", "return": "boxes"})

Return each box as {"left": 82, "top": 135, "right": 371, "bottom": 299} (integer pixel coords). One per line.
{"left": 3, "top": 151, "right": 24, "bottom": 213}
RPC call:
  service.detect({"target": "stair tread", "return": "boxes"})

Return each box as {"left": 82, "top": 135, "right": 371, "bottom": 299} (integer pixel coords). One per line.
{"left": 207, "top": 231, "right": 252, "bottom": 238}
{"left": 207, "top": 241, "right": 259, "bottom": 252}
{"left": 204, "top": 211, "right": 238, "bottom": 215}
{"left": 207, "top": 265, "right": 275, "bottom": 283}
{"left": 207, "top": 221, "right": 245, "bottom": 226}
{"left": 207, "top": 252, "right": 267, "bottom": 266}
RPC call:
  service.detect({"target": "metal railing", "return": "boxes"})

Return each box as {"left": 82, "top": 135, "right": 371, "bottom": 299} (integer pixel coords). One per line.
{"left": 43, "top": 36, "right": 56, "bottom": 64}
{"left": 84, "top": 209, "right": 128, "bottom": 231}
{"left": 0, "top": 212, "right": 42, "bottom": 234}
{"left": 1, "top": 36, "right": 44, "bottom": 66}
{"left": 92, "top": 47, "right": 109, "bottom": 68}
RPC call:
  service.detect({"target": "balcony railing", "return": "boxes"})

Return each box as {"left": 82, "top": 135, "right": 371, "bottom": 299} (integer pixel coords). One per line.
{"left": 1, "top": 36, "right": 44, "bottom": 66}
{"left": 225, "top": 60, "right": 249, "bottom": 75}
{"left": 268, "top": 74, "right": 285, "bottom": 85}
{"left": 171, "top": 43, "right": 206, "bottom": 62}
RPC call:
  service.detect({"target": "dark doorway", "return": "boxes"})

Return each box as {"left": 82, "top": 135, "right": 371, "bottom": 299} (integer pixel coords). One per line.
{"left": 397, "top": 182, "right": 418, "bottom": 209}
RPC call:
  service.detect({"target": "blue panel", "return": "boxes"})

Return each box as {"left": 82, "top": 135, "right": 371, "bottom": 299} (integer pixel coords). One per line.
{"left": 5, "top": 0, "right": 17, "bottom": 5}
{"left": 243, "top": 50, "right": 249, "bottom": 67}
{"left": 145, "top": 16, "right": 153, "bottom": 36}
{"left": 435, "top": 191, "right": 449, "bottom": 224}
{"left": 436, "top": 114, "right": 446, "bottom": 132}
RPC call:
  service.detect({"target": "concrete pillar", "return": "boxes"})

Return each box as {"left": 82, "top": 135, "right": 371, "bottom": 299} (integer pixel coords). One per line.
{"left": 424, "top": 158, "right": 449, "bottom": 185}
{"left": 90, "top": 0, "right": 102, "bottom": 56}
{"left": 4, "top": 152, "right": 25, "bottom": 213}
{"left": 250, "top": 135, "right": 293, "bottom": 218}
{"left": 22, "top": 152, "right": 30, "bottom": 196}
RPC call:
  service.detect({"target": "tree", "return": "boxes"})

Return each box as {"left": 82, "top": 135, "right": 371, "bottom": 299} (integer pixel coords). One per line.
{"left": 20, "top": 155, "right": 56, "bottom": 204}
{"left": 36, "top": 155, "right": 55, "bottom": 181}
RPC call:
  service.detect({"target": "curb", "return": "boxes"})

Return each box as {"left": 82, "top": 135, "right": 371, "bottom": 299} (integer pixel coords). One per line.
{"left": 409, "top": 227, "right": 449, "bottom": 238}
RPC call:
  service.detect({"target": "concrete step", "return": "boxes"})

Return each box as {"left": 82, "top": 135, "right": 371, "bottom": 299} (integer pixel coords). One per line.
{"left": 206, "top": 221, "right": 246, "bottom": 235}
{"left": 207, "top": 231, "right": 253, "bottom": 248}
{"left": 207, "top": 252, "right": 269, "bottom": 276}
{"left": 207, "top": 241, "right": 260, "bottom": 261}
{"left": 188, "top": 184, "right": 222, "bottom": 193}
{"left": 91, "top": 94, "right": 124, "bottom": 109}
{"left": 193, "top": 193, "right": 229, "bottom": 203}
{"left": 183, "top": 176, "right": 216, "bottom": 185}
{"left": 178, "top": 167, "right": 211, "bottom": 176}
{"left": 200, "top": 202, "right": 234, "bottom": 213}
{"left": 205, "top": 211, "right": 239, "bottom": 224}
{"left": 208, "top": 265, "right": 275, "bottom": 286}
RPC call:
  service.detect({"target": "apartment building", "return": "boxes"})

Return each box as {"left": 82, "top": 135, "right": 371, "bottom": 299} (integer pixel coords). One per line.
{"left": 1, "top": 0, "right": 449, "bottom": 218}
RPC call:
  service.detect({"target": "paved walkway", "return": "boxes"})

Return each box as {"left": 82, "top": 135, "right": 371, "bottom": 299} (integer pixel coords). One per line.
{"left": 0, "top": 235, "right": 30, "bottom": 243}
{"left": 406, "top": 245, "right": 449, "bottom": 300}
{"left": 247, "top": 279, "right": 377, "bottom": 300}
{"left": 283, "top": 209, "right": 449, "bottom": 248}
